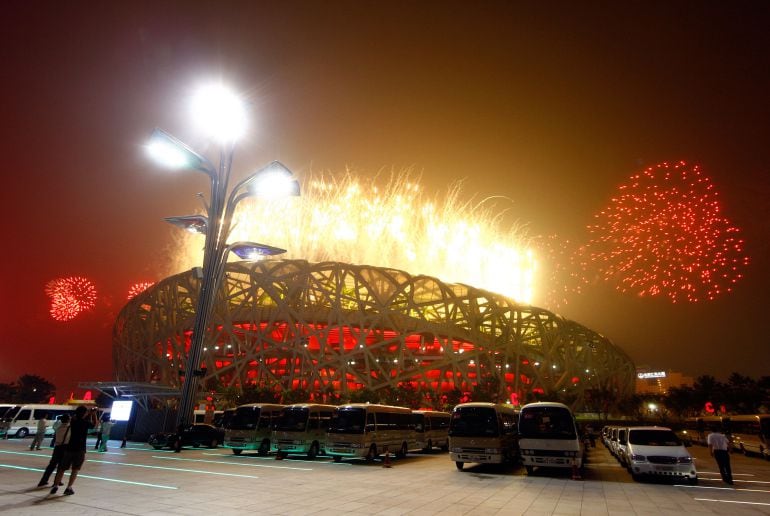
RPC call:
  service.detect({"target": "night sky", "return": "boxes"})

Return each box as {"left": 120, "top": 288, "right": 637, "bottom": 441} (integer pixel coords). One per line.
{"left": 2, "top": 1, "right": 769, "bottom": 398}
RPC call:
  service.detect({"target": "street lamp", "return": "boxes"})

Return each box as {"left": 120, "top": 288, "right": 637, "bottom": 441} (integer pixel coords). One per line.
{"left": 146, "top": 84, "right": 300, "bottom": 427}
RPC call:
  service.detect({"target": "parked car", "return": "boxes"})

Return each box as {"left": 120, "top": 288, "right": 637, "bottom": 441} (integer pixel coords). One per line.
{"left": 148, "top": 424, "right": 225, "bottom": 450}
{"left": 625, "top": 426, "right": 697, "bottom": 484}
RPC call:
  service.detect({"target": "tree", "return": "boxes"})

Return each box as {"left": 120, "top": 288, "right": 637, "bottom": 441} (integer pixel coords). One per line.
{"left": 348, "top": 388, "right": 379, "bottom": 404}
{"left": 9, "top": 375, "right": 56, "bottom": 403}
{"left": 281, "top": 388, "right": 310, "bottom": 404}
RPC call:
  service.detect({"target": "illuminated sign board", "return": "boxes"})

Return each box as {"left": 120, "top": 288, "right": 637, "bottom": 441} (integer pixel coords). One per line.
{"left": 110, "top": 400, "right": 134, "bottom": 421}
{"left": 637, "top": 371, "right": 667, "bottom": 379}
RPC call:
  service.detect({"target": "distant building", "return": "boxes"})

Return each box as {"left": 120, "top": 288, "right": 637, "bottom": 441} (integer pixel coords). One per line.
{"left": 635, "top": 368, "right": 694, "bottom": 395}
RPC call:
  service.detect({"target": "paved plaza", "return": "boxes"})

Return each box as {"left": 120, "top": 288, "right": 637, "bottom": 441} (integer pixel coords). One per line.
{"left": 1, "top": 436, "right": 769, "bottom": 515}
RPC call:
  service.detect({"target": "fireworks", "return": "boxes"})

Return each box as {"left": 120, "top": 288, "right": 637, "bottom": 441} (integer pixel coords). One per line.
{"left": 532, "top": 234, "right": 588, "bottom": 310}
{"left": 44, "top": 276, "right": 98, "bottom": 321}
{"left": 585, "top": 161, "right": 748, "bottom": 302}
{"left": 168, "top": 171, "right": 539, "bottom": 303}
{"left": 128, "top": 281, "right": 156, "bottom": 300}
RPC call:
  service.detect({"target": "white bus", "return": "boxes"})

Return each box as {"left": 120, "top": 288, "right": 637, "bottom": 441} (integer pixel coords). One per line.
{"left": 224, "top": 403, "right": 285, "bottom": 455}
{"left": 326, "top": 404, "right": 418, "bottom": 462}
{"left": 412, "top": 410, "right": 451, "bottom": 452}
{"left": 448, "top": 402, "right": 519, "bottom": 470}
{"left": 728, "top": 414, "right": 770, "bottom": 459}
{"left": 518, "top": 402, "right": 584, "bottom": 475}
{"left": 272, "top": 403, "right": 337, "bottom": 459}
{"left": 0, "top": 404, "right": 77, "bottom": 438}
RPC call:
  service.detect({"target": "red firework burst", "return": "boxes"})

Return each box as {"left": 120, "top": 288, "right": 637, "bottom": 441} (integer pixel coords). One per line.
{"left": 45, "top": 276, "right": 98, "bottom": 321}
{"left": 533, "top": 234, "right": 588, "bottom": 310}
{"left": 586, "top": 161, "right": 749, "bottom": 302}
{"left": 127, "top": 281, "right": 155, "bottom": 300}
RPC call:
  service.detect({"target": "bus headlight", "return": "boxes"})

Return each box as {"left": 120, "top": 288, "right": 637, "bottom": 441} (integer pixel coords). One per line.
{"left": 630, "top": 454, "right": 646, "bottom": 462}
{"left": 485, "top": 448, "right": 500, "bottom": 454}
{"left": 451, "top": 447, "right": 462, "bottom": 453}
{"left": 677, "top": 456, "right": 692, "bottom": 464}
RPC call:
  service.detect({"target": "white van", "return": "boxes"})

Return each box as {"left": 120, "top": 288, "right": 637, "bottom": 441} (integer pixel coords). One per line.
{"left": 518, "top": 402, "right": 584, "bottom": 475}
{"left": 625, "top": 426, "right": 697, "bottom": 484}
{"left": 0, "top": 404, "right": 76, "bottom": 438}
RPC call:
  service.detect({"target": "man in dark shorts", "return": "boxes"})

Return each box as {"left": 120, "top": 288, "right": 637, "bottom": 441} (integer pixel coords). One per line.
{"left": 50, "top": 405, "right": 97, "bottom": 496}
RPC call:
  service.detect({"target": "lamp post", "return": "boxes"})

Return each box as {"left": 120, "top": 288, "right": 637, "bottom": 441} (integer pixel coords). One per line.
{"left": 146, "top": 85, "right": 300, "bottom": 427}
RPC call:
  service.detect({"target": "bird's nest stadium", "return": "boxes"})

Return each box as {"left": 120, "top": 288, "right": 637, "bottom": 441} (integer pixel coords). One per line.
{"left": 113, "top": 260, "right": 635, "bottom": 411}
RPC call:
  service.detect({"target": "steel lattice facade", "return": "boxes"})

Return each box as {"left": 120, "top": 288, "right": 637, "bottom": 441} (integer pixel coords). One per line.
{"left": 113, "top": 260, "right": 635, "bottom": 410}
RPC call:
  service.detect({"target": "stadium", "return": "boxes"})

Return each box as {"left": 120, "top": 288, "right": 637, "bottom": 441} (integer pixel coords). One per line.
{"left": 113, "top": 259, "right": 636, "bottom": 411}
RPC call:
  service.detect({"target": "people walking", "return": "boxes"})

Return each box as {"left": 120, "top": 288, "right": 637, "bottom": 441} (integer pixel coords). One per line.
{"left": 50, "top": 406, "right": 97, "bottom": 496}
{"left": 707, "top": 430, "right": 733, "bottom": 485}
{"left": 93, "top": 416, "right": 103, "bottom": 450}
{"left": 38, "top": 414, "right": 70, "bottom": 487}
{"left": 98, "top": 419, "right": 114, "bottom": 452}
{"left": 29, "top": 412, "right": 48, "bottom": 450}
{"left": 49, "top": 416, "right": 63, "bottom": 448}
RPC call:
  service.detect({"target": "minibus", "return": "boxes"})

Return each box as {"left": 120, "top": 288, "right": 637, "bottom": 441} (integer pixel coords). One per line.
{"left": 728, "top": 414, "right": 770, "bottom": 458}
{"left": 224, "top": 403, "right": 285, "bottom": 455}
{"left": 326, "top": 404, "right": 418, "bottom": 462}
{"left": 518, "top": 402, "right": 584, "bottom": 475}
{"left": 448, "top": 402, "right": 519, "bottom": 470}
{"left": 272, "top": 403, "right": 337, "bottom": 459}
{"left": 0, "top": 404, "right": 77, "bottom": 438}
{"left": 413, "top": 410, "right": 451, "bottom": 452}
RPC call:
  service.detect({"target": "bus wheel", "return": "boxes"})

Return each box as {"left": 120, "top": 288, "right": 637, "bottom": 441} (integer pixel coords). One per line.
{"left": 307, "top": 442, "right": 319, "bottom": 460}
{"left": 16, "top": 428, "right": 28, "bottom": 439}
{"left": 525, "top": 465, "right": 534, "bottom": 475}
{"left": 209, "top": 439, "right": 218, "bottom": 449}
{"left": 232, "top": 449, "right": 242, "bottom": 455}
{"left": 258, "top": 440, "right": 270, "bottom": 456}
{"left": 333, "top": 455, "right": 342, "bottom": 462}
{"left": 455, "top": 461, "right": 464, "bottom": 470}
{"left": 365, "top": 444, "right": 377, "bottom": 462}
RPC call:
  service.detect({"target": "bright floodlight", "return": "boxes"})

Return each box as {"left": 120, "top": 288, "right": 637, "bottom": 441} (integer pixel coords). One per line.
{"left": 248, "top": 161, "right": 301, "bottom": 198}
{"left": 164, "top": 215, "right": 208, "bottom": 235}
{"left": 229, "top": 241, "right": 287, "bottom": 260}
{"left": 191, "top": 84, "right": 247, "bottom": 143}
{"left": 146, "top": 128, "right": 212, "bottom": 173}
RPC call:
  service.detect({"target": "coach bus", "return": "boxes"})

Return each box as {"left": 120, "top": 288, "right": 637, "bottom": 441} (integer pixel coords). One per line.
{"left": 272, "top": 403, "right": 337, "bottom": 459}
{"left": 0, "top": 404, "right": 77, "bottom": 438}
{"left": 326, "top": 404, "right": 418, "bottom": 462}
{"left": 448, "top": 402, "right": 519, "bottom": 470}
{"left": 224, "top": 403, "right": 285, "bottom": 455}
{"left": 727, "top": 414, "right": 770, "bottom": 459}
{"left": 518, "top": 402, "right": 584, "bottom": 475}
{"left": 682, "top": 416, "right": 729, "bottom": 447}
{"left": 412, "top": 410, "right": 451, "bottom": 452}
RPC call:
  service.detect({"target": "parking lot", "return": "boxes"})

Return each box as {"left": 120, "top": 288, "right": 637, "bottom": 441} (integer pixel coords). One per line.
{"left": 0, "top": 436, "right": 769, "bottom": 515}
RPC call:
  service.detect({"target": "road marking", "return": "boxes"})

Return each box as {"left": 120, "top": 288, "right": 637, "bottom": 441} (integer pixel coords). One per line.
{"left": 677, "top": 484, "right": 770, "bottom": 494}
{"left": 202, "top": 452, "right": 353, "bottom": 466}
{"left": 0, "top": 464, "right": 177, "bottom": 490}
{"left": 87, "top": 459, "right": 261, "bottom": 479}
{"left": 697, "top": 471, "right": 755, "bottom": 476}
{"left": 695, "top": 498, "right": 770, "bottom": 507}
{"left": 155, "top": 455, "right": 312, "bottom": 471}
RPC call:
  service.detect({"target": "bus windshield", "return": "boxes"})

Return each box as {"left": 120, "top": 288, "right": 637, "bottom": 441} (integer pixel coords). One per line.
{"left": 519, "top": 406, "right": 576, "bottom": 439}
{"left": 0, "top": 406, "right": 20, "bottom": 421}
{"left": 230, "top": 407, "right": 261, "bottom": 430}
{"left": 276, "top": 408, "right": 309, "bottom": 431}
{"left": 449, "top": 406, "right": 499, "bottom": 437}
{"left": 328, "top": 408, "right": 365, "bottom": 434}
